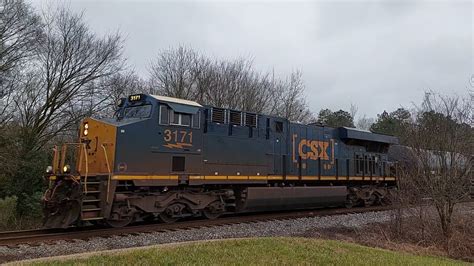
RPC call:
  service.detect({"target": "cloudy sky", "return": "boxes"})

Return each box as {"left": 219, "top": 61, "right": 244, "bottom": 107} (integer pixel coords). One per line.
{"left": 32, "top": 0, "right": 473, "bottom": 118}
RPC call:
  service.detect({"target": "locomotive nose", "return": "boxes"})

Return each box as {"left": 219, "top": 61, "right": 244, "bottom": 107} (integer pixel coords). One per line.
{"left": 78, "top": 118, "right": 117, "bottom": 175}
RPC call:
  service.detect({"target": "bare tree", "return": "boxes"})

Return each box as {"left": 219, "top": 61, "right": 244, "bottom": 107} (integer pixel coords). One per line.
{"left": 0, "top": 0, "right": 42, "bottom": 125}
{"left": 399, "top": 92, "right": 472, "bottom": 240}
{"left": 356, "top": 115, "right": 374, "bottom": 130}
{"left": 270, "top": 70, "right": 313, "bottom": 123}
{"left": 148, "top": 46, "right": 314, "bottom": 122}
{"left": 149, "top": 46, "right": 200, "bottom": 99}
{"left": 350, "top": 103, "right": 358, "bottom": 120}
{"left": 94, "top": 70, "right": 145, "bottom": 117}
{"left": 0, "top": 0, "right": 41, "bottom": 75}
{"left": 11, "top": 6, "right": 124, "bottom": 150}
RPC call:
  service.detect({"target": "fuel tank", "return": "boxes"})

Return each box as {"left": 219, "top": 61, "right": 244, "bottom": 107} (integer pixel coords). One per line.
{"left": 238, "top": 186, "right": 347, "bottom": 212}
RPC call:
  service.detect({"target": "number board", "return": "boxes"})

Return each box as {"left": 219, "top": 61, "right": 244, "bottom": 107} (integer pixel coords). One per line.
{"left": 129, "top": 94, "right": 143, "bottom": 102}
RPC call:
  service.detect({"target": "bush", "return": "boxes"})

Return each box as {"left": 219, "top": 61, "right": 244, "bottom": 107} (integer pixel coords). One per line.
{"left": 17, "top": 192, "right": 44, "bottom": 220}
{"left": 0, "top": 196, "right": 18, "bottom": 229}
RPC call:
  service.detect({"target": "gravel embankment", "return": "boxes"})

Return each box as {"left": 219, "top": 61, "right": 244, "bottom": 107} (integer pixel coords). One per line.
{"left": 0, "top": 210, "right": 397, "bottom": 263}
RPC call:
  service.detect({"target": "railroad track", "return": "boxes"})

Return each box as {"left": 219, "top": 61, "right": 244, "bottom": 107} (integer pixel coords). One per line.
{"left": 0, "top": 206, "right": 393, "bottom": 247}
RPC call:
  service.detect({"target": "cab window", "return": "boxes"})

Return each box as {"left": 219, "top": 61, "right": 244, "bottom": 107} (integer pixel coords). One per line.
{"left": 123, "top": 104, "right": 152, "bottom": 119}
{"left": 159, "top": 105, "right": 169, "bottom": 124}
{"left": 171, "top": 110, "right": 191, "bottom": 127}
{"left": 159, "top": 104, "right": 200, "bottom": 128}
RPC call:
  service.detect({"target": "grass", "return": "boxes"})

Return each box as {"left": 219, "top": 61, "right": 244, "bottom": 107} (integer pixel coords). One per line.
{"left": 29, "top": 237, "right": 465, "bottom": 266}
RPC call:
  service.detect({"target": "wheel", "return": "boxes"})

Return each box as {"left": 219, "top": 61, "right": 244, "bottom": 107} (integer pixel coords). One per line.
{"left": 159, "top": 212, "right": 179, "bottom": 223}
{"left": 202, "top": 201, "right": 224, "bottom": 219}
{"left": 364, "top": 194, "right": 377, "bottom": 207}
{"left": 344, "top": 194, "right": 357, "bottom": 208}
{"left": 105, "top": 212, "right": 134, "bottom": 228}
{"left": 105, "top": 206, "right": 135, "bottom": 227}
{"left": 345, "top": 197, "right": 354, "bottom": 208}
{"left": 158, "top": 203, "right": 184, "bottom": 223}
{"left": 106, "top": 215, "right": 134, "bottom": 228}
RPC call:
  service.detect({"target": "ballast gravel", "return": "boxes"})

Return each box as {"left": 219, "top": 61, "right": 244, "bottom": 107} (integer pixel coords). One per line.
{"left": 0, "top": 210, "right": 398, "bottom": 263}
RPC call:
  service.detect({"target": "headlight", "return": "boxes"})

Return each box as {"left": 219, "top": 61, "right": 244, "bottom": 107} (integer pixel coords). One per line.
{"left": 63, "top": 164, "right": 71, "bottom": 173}
{"left": 46, "top": 166, "right": 53, "bottom": 174}
{"left": 83, "top": 122, "right": 89, "bottom": 136}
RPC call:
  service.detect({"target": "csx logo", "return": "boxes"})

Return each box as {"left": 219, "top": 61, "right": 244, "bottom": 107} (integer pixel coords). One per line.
{"left": 298, "top": 139, "right": 330, "bottom": 160}
{"left": 292, "top": 134, "right": 335, "bottom": 167}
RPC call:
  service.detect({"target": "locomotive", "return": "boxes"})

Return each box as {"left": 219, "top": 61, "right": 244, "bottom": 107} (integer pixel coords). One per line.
{"left": 42, "top": 94, "right": 398, "bottom": 228}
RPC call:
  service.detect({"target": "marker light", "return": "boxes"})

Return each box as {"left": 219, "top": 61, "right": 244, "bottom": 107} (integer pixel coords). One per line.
{"left": 63, "top": 164, "right": 71, "bottom": 173}
{"left": 46, "top": 166, "right": 53, "bottom": 174}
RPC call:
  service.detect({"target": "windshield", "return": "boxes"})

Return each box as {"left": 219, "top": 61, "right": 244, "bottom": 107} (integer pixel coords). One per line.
{"left": 123, "top": 104, "right": 152, "bottom": 119}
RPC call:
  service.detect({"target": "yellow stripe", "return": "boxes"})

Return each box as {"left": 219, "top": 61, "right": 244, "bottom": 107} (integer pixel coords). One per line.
{"left": 227, "top": 175, "right": 248, "bottom": 180}
{"left": 49, "top": 175, "right": 57, "bottom": 181}
{"left": 250, "top": 175, "right": 268, "bottom": 180}
{"left": 110, "top": 175, "right": 395, "bottom": 181}
{"left": 204, "top": 175, "right": 224, "bottom": 180}
{"left": 320, "top": 176, "right": 337, "bottom": 180}
{"left": 112, "top": 175, "right": 178, "bottom": 180}
{"left": 267, "top": 176, "right": 283, "bottom": 180}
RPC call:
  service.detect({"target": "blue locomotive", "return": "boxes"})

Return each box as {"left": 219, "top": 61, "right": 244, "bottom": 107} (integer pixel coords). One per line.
{"left": 42, "top": 94, "right": 398, "bottom": 228}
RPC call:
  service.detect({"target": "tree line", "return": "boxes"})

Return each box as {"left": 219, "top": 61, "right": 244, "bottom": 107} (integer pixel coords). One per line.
{"left": 0, "top": 0, "right": 472, "bottom": 241}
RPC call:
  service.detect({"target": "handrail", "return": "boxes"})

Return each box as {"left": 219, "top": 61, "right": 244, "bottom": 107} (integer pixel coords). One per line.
{"left": 53, "top": 142, "right": 89, "bottom": 193}
{"left": 59, "top": 144, "right": 67, "bottom": 173}
{"left": 101, "top": 144, "right": 112, "bottom": 204}
{"left": 52, "top": 146, "right": 59, "bottom": 173}
{"left": 82, "top": 143, "right": 89, "bottom": 194}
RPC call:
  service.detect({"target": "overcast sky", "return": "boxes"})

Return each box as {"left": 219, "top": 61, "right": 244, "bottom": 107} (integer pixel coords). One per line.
{"left": 32, "top": 0, "right": 473, "bottom": 118}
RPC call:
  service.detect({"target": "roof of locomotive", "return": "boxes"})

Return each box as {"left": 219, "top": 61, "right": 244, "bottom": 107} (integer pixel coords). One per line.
{"left": 150, "top": 95, "right": 203, "bottom": 108}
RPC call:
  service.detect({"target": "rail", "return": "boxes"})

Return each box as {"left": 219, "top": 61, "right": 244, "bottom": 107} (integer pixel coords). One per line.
{"left": 0, "top": 205, "right": 395, "bottom": 247}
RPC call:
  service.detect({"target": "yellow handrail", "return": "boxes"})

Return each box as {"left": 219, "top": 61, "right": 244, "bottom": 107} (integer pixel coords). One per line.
{"left": 101, "top": 144, "right": 112, "bottom": 203}
{"left": 82, "top": 143, "right": 89, "bottom": 194}
{"left": 52, "top": 146, "right": 59, "bottom": 173}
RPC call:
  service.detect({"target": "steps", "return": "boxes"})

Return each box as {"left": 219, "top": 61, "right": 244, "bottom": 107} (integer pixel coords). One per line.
{"left": 81, "top": 176, "right": 105, "bottom": 221}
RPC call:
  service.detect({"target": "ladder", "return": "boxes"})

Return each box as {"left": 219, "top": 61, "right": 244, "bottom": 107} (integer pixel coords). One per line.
{"left": 80, "top": 176, "right": 105, "bottom": 221}
{"left": 79, "top": 143, "right": 113, "bottom": 222}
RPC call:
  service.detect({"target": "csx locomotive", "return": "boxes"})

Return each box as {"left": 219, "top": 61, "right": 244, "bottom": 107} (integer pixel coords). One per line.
{"left": 43, "top": 94, "right": 398, "bottom": 228}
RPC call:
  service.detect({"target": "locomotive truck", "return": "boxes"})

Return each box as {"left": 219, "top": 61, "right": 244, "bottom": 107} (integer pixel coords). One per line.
{"left": 43, "top": 94, "right": 398, "bottom": 228}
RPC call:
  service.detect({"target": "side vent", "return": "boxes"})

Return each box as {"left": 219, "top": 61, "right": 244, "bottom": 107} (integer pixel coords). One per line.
{"left": 245, "top": 113, "right": 257, "bottom": 128}
{"left": 211, "top": 108, "right": 225, "bottom": 123}
{"left": 230, "top": 111, "right": 242, "bottom": 126}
